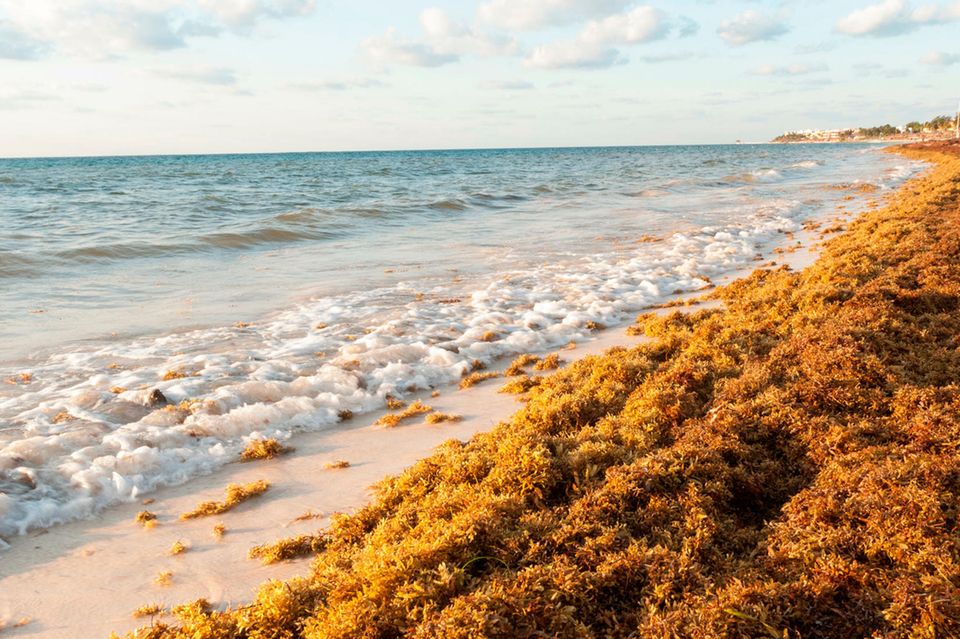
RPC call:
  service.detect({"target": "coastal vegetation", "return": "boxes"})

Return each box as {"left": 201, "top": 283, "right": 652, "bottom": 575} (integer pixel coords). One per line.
{"left": 774, "top": 114, "right": 957, "bottom": 143}
{"left": 124, "top": 142, "right": 960, "bottom": 637}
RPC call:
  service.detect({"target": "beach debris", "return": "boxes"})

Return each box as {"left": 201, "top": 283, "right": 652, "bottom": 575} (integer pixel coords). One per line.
{"left": 479, "top": 330, "right": 499, "bottom": 342}
{"left": 162, "top": 369, "right": 191, "bottom": 381}
{"left": 240, "top": 438, "right": 293, "bottom": 462}
{"left": 498, "top": 375, "right": 541, "bottom": 395}
{"left": 385, "top": 396, "right": 406, "bottom": 410}
{"left": 147, "top": 389, "right": 168, "bottom": 407}
{"left": 135, "top": 511, "right": 158, "bottom": 528}
{"left": 533, "top": 353, "right": 562, "bottom": 371}
{"left": 459, "top": 371, "right": 499, "bottom": 389}
{"left": 337, "top": 409, "right": 354, "bottom": 421}
{"left": 132, "top": 604, "right": 164, "bottom": 619}
{"left": 0, "top": 617, "right": 31, "bottom": 631}
{"left": 4, "top": 372, "right": 32, "bottom": 385}
{"left": 169, "top": 540, "right": 188, "bottom": 555}
{"left": 425, "top": 412, "right": 462, "bottom": 424}
{"left": 291, "top": 510, "right": 324, "bottom": 523}
{"left": 212, "top": 523, "right": 226, "bottom": 540}
{"left": 154, "top": 571, "right": 173, "bottom": 587}
{"left": 170, "top": 599, "right": 211, "bottom": 619}
{"left": 375, "top": 400, "right": 433, "bottom": 427}
{"left": 505, "top": 354, "right": 540, "bottom": 376}
{"left": 323, "top": 460, "right": 350, "bottom": 470}
{"left": 180, "top": 480, "right": 270, "bottom": 520}
{"left": 249, "top": 534, "right": 328, "bottom": 564}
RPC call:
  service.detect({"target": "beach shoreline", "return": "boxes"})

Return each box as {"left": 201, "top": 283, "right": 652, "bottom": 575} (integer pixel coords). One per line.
{"left": 79, "top": 137, "right": 960, "bottom": 638}
{"left": 0, "top": 146, "right": 911, "bottom": 638}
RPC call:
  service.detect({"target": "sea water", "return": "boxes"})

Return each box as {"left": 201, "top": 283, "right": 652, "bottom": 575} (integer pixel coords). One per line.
{"left": 0, "top": 144, "right": 922, "bottom": 541}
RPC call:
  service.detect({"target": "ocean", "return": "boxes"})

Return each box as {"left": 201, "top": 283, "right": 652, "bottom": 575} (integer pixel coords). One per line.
{"left": 0, "top": 144, "right": 921, "bottom": 541}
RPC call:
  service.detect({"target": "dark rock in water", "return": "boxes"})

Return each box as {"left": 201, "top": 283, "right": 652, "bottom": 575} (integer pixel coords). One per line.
{"left": 147, "top": 389, "right": 168, "bottom": 407}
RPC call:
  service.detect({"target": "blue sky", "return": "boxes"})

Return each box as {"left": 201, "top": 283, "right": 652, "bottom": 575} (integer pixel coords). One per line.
{"left": 0, "top": 0, "right": 957, "bottom": 156}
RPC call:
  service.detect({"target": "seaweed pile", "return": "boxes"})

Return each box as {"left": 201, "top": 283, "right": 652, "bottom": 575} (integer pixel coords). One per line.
{"left": 124, "top": 142, "right": 960, "bottom": 638}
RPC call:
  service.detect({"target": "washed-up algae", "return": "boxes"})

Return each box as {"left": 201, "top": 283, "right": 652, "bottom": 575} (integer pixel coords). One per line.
{"left": 123, "top": 142, "right": 960, "bottom": 638}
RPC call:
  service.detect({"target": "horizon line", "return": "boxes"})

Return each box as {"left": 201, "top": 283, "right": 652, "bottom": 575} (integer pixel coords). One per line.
{"left": 0, "top": 140, "right": 797, "bottom": 162}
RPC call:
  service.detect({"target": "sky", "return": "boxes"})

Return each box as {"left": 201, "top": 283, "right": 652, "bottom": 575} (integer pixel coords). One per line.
{"left": 0, "top": 0, "right": 957, "bottom": 157}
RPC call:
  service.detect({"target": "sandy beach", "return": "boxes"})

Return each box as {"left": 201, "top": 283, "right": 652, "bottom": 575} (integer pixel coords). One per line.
{"left": 0, "top": 191, "right": 857, "bottom": 638}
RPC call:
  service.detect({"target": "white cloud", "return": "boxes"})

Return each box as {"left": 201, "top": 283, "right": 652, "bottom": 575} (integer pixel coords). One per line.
{"left": 677, "top": 16, "right": 699, "bottom": 38}
{"left": 291, "top": 78, "right": 387, "bottom": 91}
{"left": 481, "top": 80, "right": 535, "bottom": 90}
{"left": 920, "top": 50, "right": 960, "bottom": 65}
{"left": 717, "top": 10, "right": 789, "bottom": 46}
{"left": 197, "top": 0, "right": 314, "bottom": 30}
{"left": 525, "top": 42, "right": 623, "bottom": 69}
{"left": 420, "top": 8, "right": 519, "bottom": 57}
{"left": 0, "top": 20, "right": 48, "bottom": 60}
{"left": 751, "top": 63, "right": 828, "bottom": 76}
{"left": 579, "top": 6, "right": 668, "bottom": 45}
{"left": 153, "top": 66, "right": 239, "bottom": 85}
{"left": 361, "top": 9, "right": 519, "bottom": 69}
{"left": 361, "top": 28, "right": 459, "bottom": 67}
{"left": 0, "top": 88, "right": 60, "bottom": 110}
{"left": 836, "top": 0, "right": 960, "bottom": 37}
{"left": 477, "top": 0, "right": 631, "bottom": 31}
{"left": 524, "top": 5, "right": 668, "bottom": 69}
{"left": 0, "top": 0, "right": 316, "bottom": 58}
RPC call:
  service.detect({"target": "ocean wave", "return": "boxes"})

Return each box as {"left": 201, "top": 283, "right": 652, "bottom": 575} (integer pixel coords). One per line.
{"left": 200, "top": 226, "right": 337, "bottom": 249}
{"left": 789, "top": 160, "right": 824, "bottom": 169}
{"left": 723, "top": 168, "right": 782, "bottom": 184}
{"left": 56, "top": 242, "right": 190, "bottom": 262}
{"left": 0, "top": 252, "right": 39, "bottom": 278}
{"left": 0, "top": 196, "right": 814, "bottom": 539}
{"left": 427, "top": 198, "right": 469, "bottom": 211}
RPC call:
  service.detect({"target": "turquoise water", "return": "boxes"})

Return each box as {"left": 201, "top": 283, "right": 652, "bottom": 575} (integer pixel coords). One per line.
{"left": 0, "top": 144, "right": 920, "bottom": 539}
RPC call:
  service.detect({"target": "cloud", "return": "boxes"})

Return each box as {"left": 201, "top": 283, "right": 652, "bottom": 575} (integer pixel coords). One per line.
{"left": 419, "top": 8, "right": 519, "bottom": 57}
{"left": 836, "top": 0, "right": 960, "bottom": 37}
{"left": 196, "top": 0, "right": 315, "bottom": 30}
{"left": 291, "top": 78, "right": 387, "bottom": 91}
{"left": 524, "top": 5, "right": 668, "bottom": 69}
{"left": 361, "top": 9, "right": 519, "bottom": 68}
{"left": 751, "top": 63, "right": 829, "bottom": 76}
{"left": 717, "top": 10, "right": 789, "bottom": 46}
{"left": 477, "top": 0, "right": 632, "bottom": 31}
{"left": 153, "top": 66, "right": 238, "bottom": 85}
{"left": 579, "top": 6, "right": 668, "bottom": 45}
{"left": 641, "top": 52, "right": 695, "bottom": 63}
{"left": 0, "top": 0, "right": 316, "bottom": 58}
{"left": 525, "top": 41, "right": 623, "bottom": 69}
{"left": 362, "top": 28, "right": 459, "bottom": 67}
{"left": 0, "top": 20, "right": 50, "bottom": 60}
{"left": 0, "top": 88, "right": 61, "bottom": 110}
{"left": 921, "top": 50, "right": 960, "bottom": 65}
{"left": 677, "top": 16, "right": 700, "bottom": 38}
{"left": 481, "top": 80, "right": 535, "bottom": 90}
